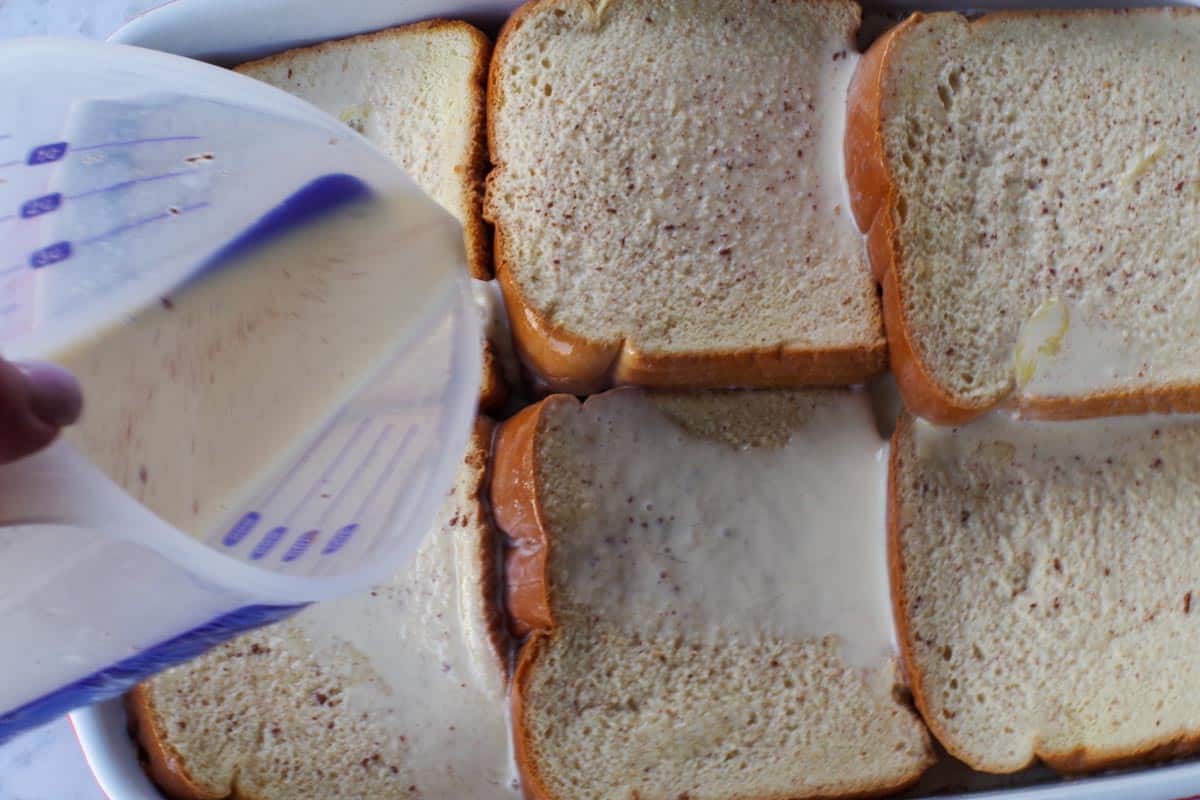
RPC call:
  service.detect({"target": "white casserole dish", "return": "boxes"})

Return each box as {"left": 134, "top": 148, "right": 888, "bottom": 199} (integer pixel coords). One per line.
{"left": 71, "top": 1, "right": 1200, "bottom": 798}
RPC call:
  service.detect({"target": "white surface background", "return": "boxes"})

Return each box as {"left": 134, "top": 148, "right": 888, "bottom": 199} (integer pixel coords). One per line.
{"left": 0, "top": 0, "right": 159, "bottom": 39}
{"left": 0, "top": 5, "right": 165, "bottom": 800}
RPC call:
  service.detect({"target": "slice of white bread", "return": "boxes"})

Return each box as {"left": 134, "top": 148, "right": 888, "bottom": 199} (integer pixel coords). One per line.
{"left": 127, "top": 419, "right": 519, "bottom": 800}
{"left": 237, "top": 20, "right": 492, "bottom": 281}
{"left": 847, "top": 9, "right": 1200, "bottom": 424}
{"left": 891, "top": 411, "right": 1200, "bottom": 773}
{"left": 492, "top": 388, "right": 933, "bottom": 799}
{"left": 236, "top": 22, "right": 512, "bottom": 411}
{"left": 485, "top": 0, "right": 886, "bottom": 394}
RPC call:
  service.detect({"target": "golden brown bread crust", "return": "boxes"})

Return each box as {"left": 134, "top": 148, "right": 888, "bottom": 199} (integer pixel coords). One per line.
{"left": 479, "top": 338, "right": 508, "bottom": 412}
{"left": 490, "top": 395, "right": 562, "bottom": 800}
{"left": 468, "top": 416, "right": 511, "bottom": 679}
{"left": 486, "top": 0, "right": 887, "bottom": 395}
{"left": 1015, "top": 384, "right": 1200, "bottom": 422}
{"left": 236, "top": 19, "right": 494, "bottom": 280}
{"left": 889, "top": 412, "right": 1200, "bottom": 775}
{"left": 125, "top": 686, "right": 228, "bottom": 800}
{"left": 485, "top": 0, "right": 622, "bottom": 396}
{"left": 846, "top": 14, "right": 988, "bottom": 426}
{"left": 509, "top": 633, "right": 556, "bottom": 800}
{"left": 849, "top": 10, "right": 1200, "bottom": 425}
{"left": 497, "top": 251, "right": 888, "bottom": 395}
{"left": 490, "top": 398, "right": 562, "bottom": 638}
{"left": 453, "top": 20, "right": 495, "bottom": 281}
{"left": 495, "top": 242, "right": 622, "bottom": 396}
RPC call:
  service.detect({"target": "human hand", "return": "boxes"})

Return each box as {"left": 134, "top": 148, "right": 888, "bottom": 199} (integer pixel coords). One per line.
{"left": 0, "top": 358, "right": 82, "bottom": 464}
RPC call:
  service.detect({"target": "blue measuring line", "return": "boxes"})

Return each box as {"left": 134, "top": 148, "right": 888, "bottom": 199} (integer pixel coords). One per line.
{"left": 248, "top": 419, "right": 377, "bottom": 561}
{"left": 9, "top": 202, "right": 211, "bottom": 275}
{"left": 250, "top": 423, "right": 393, "bottom": 562}
{"left": 71, "top": 135, "right": 200, "bottom": 153}
{"left": 0, "top": 169, "right": 196, "bottom": 226}
{"left": 0, "top": 135, "right": 201, "bottom": 170}
{"left": 75, "top": 201, "right": 209, "bottom": 247}
{"left": 0, "top": 134, "right": 208, "bottom": 269}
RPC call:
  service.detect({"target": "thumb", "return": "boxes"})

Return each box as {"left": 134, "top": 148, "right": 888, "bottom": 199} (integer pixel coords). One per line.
{"left": 0, "top": 359, "right": 82, "bottom": 464}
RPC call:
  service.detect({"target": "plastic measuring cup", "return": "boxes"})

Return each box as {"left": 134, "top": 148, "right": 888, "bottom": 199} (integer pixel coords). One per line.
{"left": 0, "top": 38, "right": 480, "bottom": 741}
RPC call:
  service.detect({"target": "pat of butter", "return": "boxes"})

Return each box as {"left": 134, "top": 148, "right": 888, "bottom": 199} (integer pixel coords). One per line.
{"left": 338, "top": 104, "right": 371, "bottom": 133}
{"left": 1014, "top": 296, "right": 1069, "bottom": 388}
{"left": 1120, "top": 142, "right": 1165, "bottom": 186}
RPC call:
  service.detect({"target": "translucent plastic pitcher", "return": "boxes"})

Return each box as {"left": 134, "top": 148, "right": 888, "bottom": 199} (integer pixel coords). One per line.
{"left": 0, "top": 38, "right": 480, "bottom": 741}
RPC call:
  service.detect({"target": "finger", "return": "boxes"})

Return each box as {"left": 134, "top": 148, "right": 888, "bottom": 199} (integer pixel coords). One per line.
{"left": 0, "top": 360, "right": 81, "bottom": 464}
{"left": 16, "top": 361, "right": 83, "bottom": 428}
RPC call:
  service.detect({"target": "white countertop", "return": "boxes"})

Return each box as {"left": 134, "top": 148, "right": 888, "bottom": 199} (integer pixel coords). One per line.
{"left": 0, "top": 7, "right": 165, "bottom": 800}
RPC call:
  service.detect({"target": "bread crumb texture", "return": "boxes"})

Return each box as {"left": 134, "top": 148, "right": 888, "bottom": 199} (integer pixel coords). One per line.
{"left": 523, "top": 625, "right": 929, "bottom": 800}
{"left": 880, "top": 10, "right": 1200, "bottom": 409}
{"left": 895, "top": 413, "right": 1200, "bottom": 772}
{"left": 237, "top": 21, "right": 491, "bottom": 278}
{"left": 134, "top": 436, "right": 514, "bottom": 799}
{"left": 487, "top": 0, "right": 881, "bottom": 358}
{"left": 516, "top": 391, "right": 932, "bottom": 800}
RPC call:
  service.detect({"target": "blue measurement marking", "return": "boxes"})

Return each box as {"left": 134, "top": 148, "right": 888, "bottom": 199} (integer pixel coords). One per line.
{"left": 281, "top": 530, "right": 320, "bottom": 563}
{"left": 250, "top": 419, "right": 372, "bottom": 560}
{"left": 322, "top": 524, "right": 358, "bottom": 556}
{"left": 250, "top": 526, "right": 289, "bottom": 560}
{"left": 21, "top": 193, "right": 61, "bottom": 219}
{"left": 0, "top": 136, "right": 200, "bottom": 170}
{"left": 274, "top": 421, "right": 381, "bottom": 562}
{"left": 0, "top": 264, "right": 21, "bottom": 278}
{"left": 2, "top": 171, "right": 191, "bottom": 225}
{"left": 27, "top": 142, "right": 67, "bottom": 165}
{"left": 75, "top": 201, "right": 208, "bottom": 247}
{"left": 29, "top": 241, "right": 71, "bottom": 269}
{"left": 64, "top": 169, "right": 191, "bottom": 201}
{"left": 221, "top": 512, "right": 261, "bottom": 548}
{"left": 71, "top": 135, "right": 200, "bottom": 153}
{"left": 225, "top": 420, "right": 369, "bottom": 552}
{"left": 282, "top": 419, "right": 372, "bottom": 525}
{"left": 271, "top": 422, "right": 374, "bottom": 566}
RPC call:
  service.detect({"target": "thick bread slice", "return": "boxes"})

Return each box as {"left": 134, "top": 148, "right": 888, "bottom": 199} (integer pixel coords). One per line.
{"left": 847, "top": 10, "right": 1200, "bottom": 424}
{"left": 127, "top": 419, "right": 517, "bottom": 800}
{"left": 492, "top": 389, "right": 933, "bottom": 800}
{"left": 485, "top": 0, "right": 886, "bottom": 394}
{"left": 891, "top": 411, "right": 1200, "bottom": 773}
{"left": 236, "top": 20, "right": 493, "bottom": 281}
{"left": 236, "top": 22, "right": 509, "bottom": 411}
